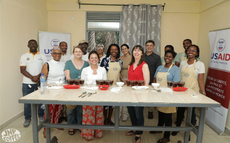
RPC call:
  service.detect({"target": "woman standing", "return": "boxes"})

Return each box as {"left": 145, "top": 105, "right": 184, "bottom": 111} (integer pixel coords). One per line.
{"left": 172, "top": 45, "right": 205, "bottom": 136}
{"left": 41, "top": 47, "right": 65, "bottom": 138}
{"left": 119, "top": 44, "right": 131, "bottom": 121}
{"left": 153, "top": 50, "right": 180, "bottom": 143}
{"left": 125, "top": 45, "right": 150, "bottom": 143}
{"left": 80, "top": 51, "right": 107, "bottom": 141}
{"left": 100, "top": 44, "right": 123, "bottom": 125}
{"left": 161, "top": 45, "right": 175, "bottom": 65}
{"left": 96, "top": 43, "right": 106, "bottom": 65}
{"left": 64, "top": 46, "right": 89, "bottom": 135}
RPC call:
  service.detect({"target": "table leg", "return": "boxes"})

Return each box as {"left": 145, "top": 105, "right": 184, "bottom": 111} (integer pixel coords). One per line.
{"left": 31, "top": 104, "right": 39, "bottom": 143}
{"left": 196, "top": 107, "right": 206, "bottom": 143}
{"left": 184, "top": 107, "right": 192, "bottom": 143}
{"left": 114, "top": 106, "right": 119, "bottom": 129}
{"left": 45, "top": 104, "right": 51, "bottom": 143}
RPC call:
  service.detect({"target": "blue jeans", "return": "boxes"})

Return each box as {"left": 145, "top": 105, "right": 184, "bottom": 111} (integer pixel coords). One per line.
{"left": 127, "top": 107, "right": 144, "bottom": 135}
{"left": 66, "top": 105, "right": 82, "bottom": 125}
{"left": 22, "top": 83, "right": 44, "bottom": 120}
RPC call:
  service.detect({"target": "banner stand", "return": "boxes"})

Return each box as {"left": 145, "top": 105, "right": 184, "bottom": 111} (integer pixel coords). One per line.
{"left": 205, "top": 118, "right": 224, "bottom": 135}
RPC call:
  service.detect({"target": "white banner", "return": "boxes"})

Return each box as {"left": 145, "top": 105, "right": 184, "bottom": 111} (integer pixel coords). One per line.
{"left": 205, "top": 28, "right": 230, "bottom": 132}
{"left": 39, "top": 31, "right": 71, "bottom": 60}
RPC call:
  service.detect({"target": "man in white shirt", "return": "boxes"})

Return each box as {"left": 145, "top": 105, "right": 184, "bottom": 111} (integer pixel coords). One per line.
{"left": 59, "top": 41, "right": 71, "bottom": 63}
{"left": 79, "top": 40, "right": 89, "bottom": 62}
{"left": 20, "top": 39, "right": 47, "bottom": 127}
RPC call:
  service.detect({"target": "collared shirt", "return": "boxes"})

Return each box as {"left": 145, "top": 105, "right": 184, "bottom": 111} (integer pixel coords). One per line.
{"left": 60, "top": 53, "right": 71, "bottom": 63}
{"left": 100, "top": 55, "right": 123, "bottom": 72}
{"left": 145, "top": 52, "right": 162, "bottom": 84}
{"left": 20, "top": 51, "right": 47, "bottom": 84}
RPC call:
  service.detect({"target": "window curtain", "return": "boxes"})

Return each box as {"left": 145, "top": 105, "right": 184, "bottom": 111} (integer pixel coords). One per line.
{"left": 87, "top": 31, "right": 118, "bottom": 53}
{"left": 120, "top": 4, "right": 162, "bottom": 55}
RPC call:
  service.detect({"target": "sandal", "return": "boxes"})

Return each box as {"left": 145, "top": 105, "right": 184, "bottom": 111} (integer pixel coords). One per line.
{"left": 68, "top": 129, "right": 75, "bottom": 135}
{"left": 157, "top": 138, "right": 170, "bottom": 143}
{"left": 125, "top": 130, "right": 136, "bottom": 136}
{"left": 134, "top": 136, "right": 141, "bottom": 143}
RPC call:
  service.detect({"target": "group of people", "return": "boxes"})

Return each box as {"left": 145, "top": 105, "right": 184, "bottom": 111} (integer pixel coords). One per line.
{"left": 20, "top": 38, "right": 206, "bottom": 143}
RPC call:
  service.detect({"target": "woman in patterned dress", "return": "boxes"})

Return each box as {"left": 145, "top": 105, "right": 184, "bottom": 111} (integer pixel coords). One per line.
{"left": 80, "top": 51, "right": 107, "bottom": 140}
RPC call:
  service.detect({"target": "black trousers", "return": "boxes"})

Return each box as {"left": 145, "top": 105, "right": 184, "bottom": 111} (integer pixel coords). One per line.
{"left": 158, "top": 111, "right": 172, "bottom": 139}
{"left": 175, "top": 107, "right": 197, "bottom": 126}
{"left": 127, "top": 107, "right": 144, "bottom": 135}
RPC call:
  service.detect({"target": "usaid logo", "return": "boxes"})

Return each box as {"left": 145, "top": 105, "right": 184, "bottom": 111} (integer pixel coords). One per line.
{"left": 216, "top": 38, "right": 226, "bottom": 52}
{"left": 50, "top": 39, "right": 60, "bottom": 48}
{"left": 1, "top": 128, "right": 21, "bottom": 142}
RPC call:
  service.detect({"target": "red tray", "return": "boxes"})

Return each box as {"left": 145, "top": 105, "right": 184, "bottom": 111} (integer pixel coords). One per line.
{"left": 173, "top": 87, "right": 188, "bottom": 91}
{"left": 63, "top": 85, "right": 80, "bottom": 89}
{"left": 99, "top": 85, "right": 109, "bottom": 90}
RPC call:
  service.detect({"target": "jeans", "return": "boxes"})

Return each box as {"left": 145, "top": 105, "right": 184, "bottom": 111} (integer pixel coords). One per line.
{"left": 127, "top": 107, "right": 144, "bottom": 135}
{"left": 22, "top": 83, "right": 44, "bottom": 120}
{"left": 158, "top": 111, "right": 172, "bottom": 139}
{"left": 176, "top": 107, "right": 197, "bottom": 126}
{"left": 67, "top": 105, "right": 82, "bottom": 125}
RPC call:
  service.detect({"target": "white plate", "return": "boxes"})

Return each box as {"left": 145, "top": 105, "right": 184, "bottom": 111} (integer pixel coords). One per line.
{"left": 132, "top": 86, "right": 149, "bottom": 90}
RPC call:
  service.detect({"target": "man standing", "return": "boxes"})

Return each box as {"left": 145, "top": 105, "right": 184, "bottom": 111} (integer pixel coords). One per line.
{"left": 59, "top": 41, "right": 71, "bottom": 63}
{"left": 174, "top": 39, "right": 192, "bottom": 67}
{"left": 20, "top": 39, "right": 47, "bottom": 127}
{"left": 144, "top": 40, "right": 162, "bottom": 120}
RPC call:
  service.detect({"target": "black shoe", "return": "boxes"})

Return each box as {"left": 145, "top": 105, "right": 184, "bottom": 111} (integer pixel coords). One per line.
{"left": 148, "top": 111, "right": 153, "bottom": 119}
{"left": 149, "top": 131, "right": 162, "bottom": 134}
{"left": 172, "top": 131, "right": 179, "bottom": 136}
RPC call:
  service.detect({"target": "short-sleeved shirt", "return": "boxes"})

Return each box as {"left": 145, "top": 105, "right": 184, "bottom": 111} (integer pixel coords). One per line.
{"left": 154, "top": 65, "right": 181, "bottom": 82}
{"left": 145, "top": 52, "right": 162, "bottom": 84}
{"left": 60, "top": 53, "right": 71, "bottom": 63}
{"left": 100, "top": 55, "right": 123, "bottom": 72}
{"left": 64, "top": 60, "right": 89, "bottom": 79}
{"left": 175, "top": 52, "right": 201, "bottom": 63}
{"left": 180, "top": 60, "right": 205, "bottom": 79}
{"left": 20, "top": 51, "right": 47, "bottom": 84}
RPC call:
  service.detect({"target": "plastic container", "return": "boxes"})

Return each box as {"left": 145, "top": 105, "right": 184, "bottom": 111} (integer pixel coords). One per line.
{"left": 40, "top": 73, "right": 46, "bottom": 94}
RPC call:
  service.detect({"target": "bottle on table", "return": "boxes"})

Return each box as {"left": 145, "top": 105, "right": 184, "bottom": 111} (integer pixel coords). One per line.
{"left": 40, "top": 73, "right": 46, "bottom": 94}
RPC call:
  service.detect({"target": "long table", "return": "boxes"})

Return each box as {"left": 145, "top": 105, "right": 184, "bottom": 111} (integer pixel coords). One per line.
{"left": 18, "top": 85, "right": 220, "bottom": 143}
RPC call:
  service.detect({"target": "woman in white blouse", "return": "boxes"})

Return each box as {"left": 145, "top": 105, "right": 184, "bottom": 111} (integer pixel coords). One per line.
{"left": 80, "top": 51, "right": 107, "bottom": 141}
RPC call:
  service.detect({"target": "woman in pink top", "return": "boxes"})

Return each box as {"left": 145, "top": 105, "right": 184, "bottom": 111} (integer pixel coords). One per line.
{"left": 125, "top": 45, "right": 150, "bottom": 143}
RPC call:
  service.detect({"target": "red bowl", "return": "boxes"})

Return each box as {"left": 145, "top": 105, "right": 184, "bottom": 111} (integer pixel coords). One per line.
{"left": 173, "top": 87, "right": 188, "bottom": 91}
{"left": 63, "top": 85, "right": 80, "bottom": 89}
{"left": 99, "top": 85, "right": 109, "bottom": 90}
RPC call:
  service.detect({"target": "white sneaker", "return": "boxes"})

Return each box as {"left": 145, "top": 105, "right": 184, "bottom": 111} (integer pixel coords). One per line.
{"left": 122, "top": 116, "right": 128, "bottom": 122}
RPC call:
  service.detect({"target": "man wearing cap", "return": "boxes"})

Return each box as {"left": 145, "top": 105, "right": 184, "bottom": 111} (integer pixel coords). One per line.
{"left": 59, "top": 41, "right": 71, "bottom": 63}
{"left": 78, "top": 40, "right": 89, "bottom": 62}
{"left": 20, "top": 39, "right": 47, "bottom": 127}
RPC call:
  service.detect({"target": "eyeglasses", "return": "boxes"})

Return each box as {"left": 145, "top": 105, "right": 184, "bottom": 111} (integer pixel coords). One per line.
{"left": 187, "top": 49, "right": 196, "bottom": 52}
{"left": 29, "top": 43, "right": 37, "bottom": 46}
{"left": 52, "top": 53, "right": 62, "bottom": 55}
